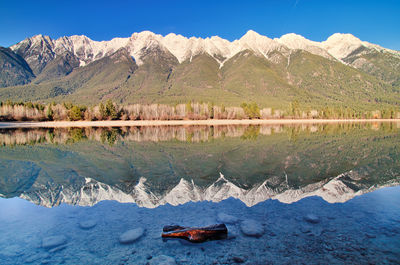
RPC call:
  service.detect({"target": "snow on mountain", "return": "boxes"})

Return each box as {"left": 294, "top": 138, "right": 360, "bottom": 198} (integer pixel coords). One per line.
{"left": 237, "top": 30, "right": 287, "bottom": 58}
{"left": 275, "top": 173, "right": 359, "bottom": 203}
{"left": 10, "top": 34, "right": 56, "bottom": 75}
{"left": 10, "top": 30, "right": 400, "bottom": 70}
{"left": 53, "top": 35, "right": 130, "bottom": 66}
{"left": 321, "top": 33, "right": 400, "bottom": 60}
{"left": 320, "top": 33, "right": 366, "bottom": 60}
{"left": 18, "top": 172, "right": 399, "bottom": 208}
{"left": 162, "top": 33, "right": 192, "bottom": 63}
{"left": 161, "top": 178, "right": 202, "bottom": 205}
{"left": 276, "top": 33, "right": 333, "bottom": 59}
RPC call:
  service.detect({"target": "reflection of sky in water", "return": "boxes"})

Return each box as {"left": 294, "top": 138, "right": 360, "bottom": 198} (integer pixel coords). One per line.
{"left": 0, "top": 123, "right": 399, "bottom": 263}
{"left": 0, "top": 187, "right": 399, "bottom": 264}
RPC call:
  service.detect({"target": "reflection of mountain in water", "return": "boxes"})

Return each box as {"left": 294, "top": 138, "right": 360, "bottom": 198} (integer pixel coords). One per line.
{"left": 0, "top": 123, "right": 399, "bottom": 208}
{"left": 17, "top": 172, "right": 400, "bottom": 208}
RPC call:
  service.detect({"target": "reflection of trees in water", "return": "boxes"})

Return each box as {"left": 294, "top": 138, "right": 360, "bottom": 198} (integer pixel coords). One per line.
{"left": 0, "top": 122, "right": 399, "bottom": 146}
{"left": 100, "top": 128, "right": 119, "bottom": 146}
{"left": 68, "top": 128, "right": 87, "bottom": 143}
{"left": 241, "top": 126, "right": 260, "bottom": 140}
{"left": 1, "top": 122, "right": 399, "bottom": 207}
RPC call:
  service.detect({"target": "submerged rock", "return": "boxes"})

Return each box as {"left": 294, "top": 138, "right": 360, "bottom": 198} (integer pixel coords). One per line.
{"left": 217, "top": 213, "right": 239, "bottom": 224}
{"left": 300, "top": 226, "right": 311, "bottom": 233}
{"left": 42, "top": 235, "right": 67, "bottom": 249}
{"left": 231, "top": 256, "right": 246, "bottom": 263}
{"left": 226, "top": 225, "right": 239, "bottom": 239}
{"left": 323, "top": 243, "right": 334, "bottom": 251}
{"left": 304, "top": 214, "right": 320, "bottom": 224}
{"left": 25, "top": 253, "right": 49, "bottom": 263}
{"left": 148, "top": 255, "right": 176, "bottom": 265}
{"left": 48, "top": 244, "right": 67, "bottom": 253}
{"left": 310, "top": 226, "right": 323, "bottom": 236}
{"left": 0, "top": 244, "right": 23, "bottom": 257}
{"left": 119, "top": 228, "right": 144, "bottom": 244}
{"left": 365, "top": 233, "right": 376, "bottom": 238}
{"left": 79, "top": 220, "right": 97, "bottom": 230}
{"left": 240, "top": 219, "right": 264, "bottom": 237}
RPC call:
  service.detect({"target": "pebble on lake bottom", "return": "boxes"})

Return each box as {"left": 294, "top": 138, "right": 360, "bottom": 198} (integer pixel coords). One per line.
{"left": 48, "top": 244, "right": 67, "bottom": 253}
{"left": 240, "top": 219, "right": 264, "bottom": 237}
{"left": 119, "top": 228, "right": 145, "bottom": 244}
{"left": 25, "top": 252, "right": 49, "bottom": 263}
{"left": 226, "top": 224, "right": 239, "bottom": 239}
{"left": 148, "top": 255, "right": 176, "bottom": 265}
{"left": 231, "top": 256, "right": 246, "bottom": 263}
{"left": 217, "top": 213, "right": 239, "bottom": 224}
{"left": 0, "top": 244, "right": 23, "bottom": 257}
{"left": 304, "top": 214, "right": 321, "bottom": 224}
{"left": 79, "top": 220, "right": 97, "bottom": 230}
{"left": 42, "top": 235, "right": 68, "bottom": 249}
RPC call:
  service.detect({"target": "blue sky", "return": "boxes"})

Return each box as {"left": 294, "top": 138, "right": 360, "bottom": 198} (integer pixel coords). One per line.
{"left": 1, "top": 0, "right": 399, "bottom": 49}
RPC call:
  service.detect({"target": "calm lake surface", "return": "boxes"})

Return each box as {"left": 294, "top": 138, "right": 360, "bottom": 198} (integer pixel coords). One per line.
{"left": 0, "top": 123, "right": 399, "bottom": 264}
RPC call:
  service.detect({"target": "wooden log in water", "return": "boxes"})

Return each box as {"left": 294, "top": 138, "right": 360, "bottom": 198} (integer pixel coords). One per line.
{"left": 161, "top": 224, "right": 228, "bottom": 243}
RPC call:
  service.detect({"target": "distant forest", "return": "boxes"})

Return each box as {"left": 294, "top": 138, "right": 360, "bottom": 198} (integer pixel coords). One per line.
{"left": 0, "top": 100, "right": 399, "bottom": 122}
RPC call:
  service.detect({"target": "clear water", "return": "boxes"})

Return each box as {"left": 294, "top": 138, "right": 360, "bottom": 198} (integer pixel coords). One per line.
{"left": 0, "top": 123, "right": 399, "bottom": 264}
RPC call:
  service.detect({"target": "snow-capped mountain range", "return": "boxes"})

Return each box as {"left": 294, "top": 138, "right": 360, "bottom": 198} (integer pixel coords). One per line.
{"left": 11, "top": 30, "right": 399, "bottom": 68}
{"left": 3, "top": 29, "right": 400, "bottom": 108}
{"left": 19, "top": 172, "right": 399, "bottom": 208}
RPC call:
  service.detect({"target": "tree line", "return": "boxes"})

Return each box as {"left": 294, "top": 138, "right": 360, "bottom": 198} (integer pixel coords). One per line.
{"left": 0, "top": 99, "right": 399, "bottom": 122}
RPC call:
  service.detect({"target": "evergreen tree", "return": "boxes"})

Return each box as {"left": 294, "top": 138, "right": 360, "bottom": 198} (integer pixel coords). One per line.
{"left": 99, "top": 103, "right": 106, "bottom": 120}
{"left": 241, "top": 102, "right": 260, "bottom": 119}
{"left": 105, "top": 100, "right": 118, "bottom": 120}
{"left": 68, "top": 106, "right": 84, "bottom": 121}
{"left": 208, "top": 102, "right": 214, "bottom": 119}
{"left": 46, "top": 104, "right": 54, "bottom": 121}
{"left": 186, "top": 101, "right": 193, "bottom": 115}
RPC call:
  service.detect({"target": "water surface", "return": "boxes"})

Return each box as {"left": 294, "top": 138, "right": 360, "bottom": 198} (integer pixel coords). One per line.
{"left": 0, "top": 123, "right": 399, "bottom": 264}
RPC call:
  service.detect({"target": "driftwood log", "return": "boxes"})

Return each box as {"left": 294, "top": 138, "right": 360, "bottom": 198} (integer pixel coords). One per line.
{"left": 161, "top": 224, "right": 228, "bottom": 243}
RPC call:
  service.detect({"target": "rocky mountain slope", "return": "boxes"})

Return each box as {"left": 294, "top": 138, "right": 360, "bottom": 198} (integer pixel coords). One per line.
{"left": 0, "top": 47, "right": 34, "bottom": 87}
{"left": 0, "top": 31, "right": 399, "bottom": 109}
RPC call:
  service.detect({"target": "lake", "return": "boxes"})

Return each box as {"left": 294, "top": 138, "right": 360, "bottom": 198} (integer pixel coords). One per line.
{"left": 0, "top": 122, "right": 399, "bottom": 264}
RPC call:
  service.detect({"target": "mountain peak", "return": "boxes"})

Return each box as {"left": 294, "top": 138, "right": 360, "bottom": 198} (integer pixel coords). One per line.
{"left": 131, "top": 30, "right": 160, "bottom": 40}
{"left": 279, "top": 33, "right": 306, "bottom": 41}
{"left": 277, "top": 33, "right": 308, "bottom": 47}
{"left": 31, "top": 34, "right": 44, "bottom": 39}
{"left": 68, "top": 34, "right": 91, "bottom": 41}
{"left": 321, "top": 33, "right": 365, "bottom": 60}
{"left": 30, "top": 34, "right": 52, "bottom": 43}
{"left": 324, "top": 33, "right": 362, "bottom": 45}
{"left": 275, "top": 33, "right": 334, "bottom": 58}
{"left": 245, "top": 29, "right": 260, "bottom": 35}
{"left": 241, "top": 30, "right": 263, "bottom": 41}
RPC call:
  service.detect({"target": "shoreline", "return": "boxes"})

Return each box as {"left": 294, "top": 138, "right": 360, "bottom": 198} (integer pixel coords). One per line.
{"left": 0, "top": 119, "right": 399, "bottom": 128}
